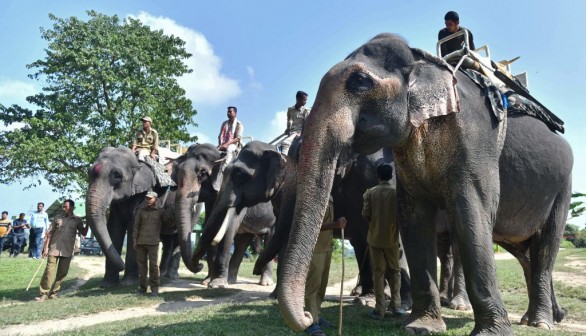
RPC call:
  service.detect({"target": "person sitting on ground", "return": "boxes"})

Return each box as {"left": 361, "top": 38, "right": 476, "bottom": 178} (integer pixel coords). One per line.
{"left": 11, "top": 212, "right": 29, "bottom": 257}
{"left": 0, "top": 211, "right": 11, "bottom": 256}
{"left": 438, "top": 11, "right": 475, "bottom": 57}
{"left": 282, "top": 90, "right": 310, "bottom": 155}
{"left": 362, "top": 164, "right": 406, "bottom": 319}
{"left": 217, "top": 106, "right": 244, "bottom": 175}
{"left": 37, "top": 200, "right": 88, "bottom": 302}
{"left": 304, "top": 196, "right": 347, "bottom": 336}
{"left": 131, "top": 116, "right": 159, "bottom": 161}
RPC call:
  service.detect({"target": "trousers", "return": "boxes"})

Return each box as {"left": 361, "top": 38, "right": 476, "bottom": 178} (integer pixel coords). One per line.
{"left": 370, "top": 245, "right": 401, "bottom": 314}
{"left": 304, "top": 250, "right": 332, "bottom": 322}
{"left": 40, "top": 256, "right": 72, "bottom": 296}
{"left": 137, "top": 244, "right": 160, "bottom": 292}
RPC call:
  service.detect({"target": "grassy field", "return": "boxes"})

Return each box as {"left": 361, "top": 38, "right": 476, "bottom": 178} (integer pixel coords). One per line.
{"left": 1, "top": 249, "right": 585, "bottom": 335}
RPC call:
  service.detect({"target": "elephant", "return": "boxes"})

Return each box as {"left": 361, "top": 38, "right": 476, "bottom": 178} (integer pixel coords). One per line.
{"left": 174, "top": 142, "right": 277, "bottom": 288}
{"left": 277, "top": 33, "right": 572, "bottom": 335}
{"left": 86, "top": 146, "right": 179, "bottom": 287}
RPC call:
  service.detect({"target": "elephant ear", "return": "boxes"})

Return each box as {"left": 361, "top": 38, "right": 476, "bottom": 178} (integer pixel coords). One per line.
{"left": 262, "top": 149, "right": 286, "bottom": 199}
{"left": 131, "top": 163, "right": 155, "bottom": 196}
{"left": 408, "top": 48, "right": 460, "bottom": 127}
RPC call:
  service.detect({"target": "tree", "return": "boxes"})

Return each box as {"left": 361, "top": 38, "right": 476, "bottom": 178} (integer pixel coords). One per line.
{"left": 568, "top": 192, "right": 586, "bottom": 222}
{"left": 0, "top": 11, "right": 197, "bottom": 194}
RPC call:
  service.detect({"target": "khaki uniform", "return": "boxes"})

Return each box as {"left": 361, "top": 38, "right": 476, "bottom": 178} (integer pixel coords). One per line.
{"left": 39, "top": 214, "right": 84, "bottom": 297}
{"left": 362, "top": 181, "right": 401, "bottom": 314}
{"left": 133, "top": 206, "right": 165, "bottom": 292}
{"left": 282, "top": 106, "right": 310, "bottom": 155}
{"left": 132, "top": 128, "right": 159, "bottom": 160}
{"left": 305, "top": 197, "right": 334, "bottom": 323}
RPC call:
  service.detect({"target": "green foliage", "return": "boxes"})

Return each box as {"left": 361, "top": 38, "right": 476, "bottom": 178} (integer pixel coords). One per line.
{"left": 560, "top": 239, "right": 575, "bottom": 248}
{"left": 0, "top": 10, "right": 197, "bottom": 194}
{"left": 568, "top": 192, "right": 586, "bottom": 222}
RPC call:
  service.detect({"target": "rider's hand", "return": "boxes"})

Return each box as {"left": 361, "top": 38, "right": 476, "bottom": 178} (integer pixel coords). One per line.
{"left": 336, "top": 217, "right": 347, "bottom": 229}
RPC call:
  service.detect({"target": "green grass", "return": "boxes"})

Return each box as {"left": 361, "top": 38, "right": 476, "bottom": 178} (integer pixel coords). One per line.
{"left": 2, "top": 249, "right": 586, "bottom": 335}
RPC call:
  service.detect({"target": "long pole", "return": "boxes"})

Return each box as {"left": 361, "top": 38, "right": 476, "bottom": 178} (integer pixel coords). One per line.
{"left": 26, "top": 258, "right": 45, "bottom": 291}
{"left": 338, "top": 228, "right": 345, "bottom": 336}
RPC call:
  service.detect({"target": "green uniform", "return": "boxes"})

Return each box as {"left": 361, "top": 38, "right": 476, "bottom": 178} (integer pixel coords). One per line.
{"left": 133, "top": 205, "right": 165, "bottom": 292}
{"left": 39, "top": 214, "right": 84, "bottom": 297}
{"left": 362, "top": 181, "right": 401, "bottom": 315}
{"left": 132, "top": 128, "right": 159, "bottom": 151}
{"left": 305, "top": 197, "right": 334, "bottom": 323}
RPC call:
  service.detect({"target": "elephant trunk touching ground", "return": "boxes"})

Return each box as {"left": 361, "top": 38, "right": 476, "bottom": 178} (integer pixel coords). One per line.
{"left": 86, "top": 165, "right": 126, "bottom": 272}
{"left": 278, "top": 97, "right": 353, "bottom": 331}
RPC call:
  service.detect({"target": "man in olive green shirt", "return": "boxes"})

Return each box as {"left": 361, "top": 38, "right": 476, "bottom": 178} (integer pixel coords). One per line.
{"left": 304, "top": 196, "right": 346, "bottom": 336}
{"left": 282, "top": 91, "right": 310, "bottom": 155}
{"left": 133, "top": 191, "right": 165, "bottom": 296}
{"left": 37, "top": 200, "right": 88, "bottom": 302}
{"left": 131, "top": 116, "right": 159, "bottom": 161}
{"left": 362, "top": 164, "right": 405, "bottom": 319}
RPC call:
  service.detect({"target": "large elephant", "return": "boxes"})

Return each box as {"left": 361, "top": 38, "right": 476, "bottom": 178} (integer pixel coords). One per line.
{"left": 86, "top": 147, "right": 178, "bottom": 286}
{"left": 278, "top": 33, "right": 572, "bottom": 335}
{"left": 174, "top": 142, "right": 276, "bottom": 287}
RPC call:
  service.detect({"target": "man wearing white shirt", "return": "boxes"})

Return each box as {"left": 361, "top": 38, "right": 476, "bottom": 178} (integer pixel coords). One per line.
{"left": 29, "top": 202, "right": 49, "bottom": 259}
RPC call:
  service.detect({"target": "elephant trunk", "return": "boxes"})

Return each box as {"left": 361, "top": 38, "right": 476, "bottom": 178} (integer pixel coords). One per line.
{"left": 175, "top": 172, "right": 202, "bottom": 273}
{"left": 278, "top": 101, "right": 352, "bottom": 331}
{"left": 86, "top": 181, "right": 125, "bottom": 271}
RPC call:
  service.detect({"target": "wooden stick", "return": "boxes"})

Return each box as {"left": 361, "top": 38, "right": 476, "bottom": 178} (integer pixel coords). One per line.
{"left": 338, "top": 228, "right": 345, "bottom": 336}
{"left": 26, "top": 258, "right": 45, "bottom": 291}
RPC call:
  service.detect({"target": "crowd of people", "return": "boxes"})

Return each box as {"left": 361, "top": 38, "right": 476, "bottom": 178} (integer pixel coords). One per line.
{"left": 0, "top": 202, "right": 50, "bottom": 259}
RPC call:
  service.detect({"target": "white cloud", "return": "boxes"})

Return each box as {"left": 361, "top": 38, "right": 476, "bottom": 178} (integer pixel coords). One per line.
{"left": 191, "top": 132, "right": 213, "bottom": 145}
{"left": 132, "top": 12, "right": 241, "bottom": 106}
{"left": 0, "top": 79, "right": 36, "bottom": 107}
{"left": 246, "top": 65, "right": 263, "bottom": 91}
{"left": 265, "top": 110, "right": 287, "bottom": 142}
{"left": 0, "top": 79, "right": 37, "bottom": 131}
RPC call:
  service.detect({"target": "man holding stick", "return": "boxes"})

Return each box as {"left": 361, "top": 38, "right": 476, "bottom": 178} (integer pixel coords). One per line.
{"left": 36, "top": 199, "right": 87, "bottom": 302}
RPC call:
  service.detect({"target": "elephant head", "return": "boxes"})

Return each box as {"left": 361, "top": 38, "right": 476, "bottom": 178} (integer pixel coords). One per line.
{"left": 86, "top": 147, "right": 155, "bottom": 271}
{"left": 173, "top": 143, "right": 222, "bottom": 272}
{"left": 190, "top": 141, "right": 286, "bottom": 272}
{"left": 278, "top": 33, "right": 459, "bottom": 331}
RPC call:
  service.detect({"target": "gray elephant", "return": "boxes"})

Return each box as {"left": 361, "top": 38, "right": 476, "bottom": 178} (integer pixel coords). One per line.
{"left": 174, "top": 143, "right": 276, "bottom": 287}
{"left": 277, "top": 33, "right": 572, "bottom": 335}
{"left": 86, "top": 147, "right": 179, "bottom": 286}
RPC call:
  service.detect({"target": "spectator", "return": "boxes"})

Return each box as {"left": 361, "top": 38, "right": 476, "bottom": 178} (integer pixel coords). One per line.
{"left": 37, "top": 200, "right": 88, "bottom": 302}
{"left": 217, "top": 106, "right": 243, "bottom": 170}
{"left": 131, "top": 116, "right": 159, "bottom": 161}
{"left": 11, "top": 213, "right": 29, "bottom": 257}
{"left": 282, "top": 91, "right": 310, "bottom": 155}
{"left": 304, "top": 196, "right": 347, "bottom": 336}
{"left": 133, "top": 191, "right": 165, "bottom": 297}
{"left": 362, "top": 164, "right": 405, "bottom": 319}
{"left": 0, "top": 211, "right": 11, "bottom": 256}
{"left": 29, "top": 202, "right": 49, "bottom": 259}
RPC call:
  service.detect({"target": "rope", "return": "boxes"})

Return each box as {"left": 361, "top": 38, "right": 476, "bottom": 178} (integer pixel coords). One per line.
{"left": 338, "top": 228, "right": 345, "bottom": 336}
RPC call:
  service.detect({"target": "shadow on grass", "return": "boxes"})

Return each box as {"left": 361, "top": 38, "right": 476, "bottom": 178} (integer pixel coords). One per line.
{"left": 0, "top": 277, "right": 81, "bottom": 303}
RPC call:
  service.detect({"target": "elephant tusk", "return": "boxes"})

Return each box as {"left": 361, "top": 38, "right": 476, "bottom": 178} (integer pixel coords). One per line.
{"left": 212, "top": 207, "right": 236, "bottom": 246}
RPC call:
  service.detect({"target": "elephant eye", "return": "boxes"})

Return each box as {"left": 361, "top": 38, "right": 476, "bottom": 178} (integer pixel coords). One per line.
{"left": 232, "top": 168, "right": 249, "bottom": 185}
{"left": 197, "top": 169, "right": 209, "bottom": 182}
{"left": 111, "top": 171, "right": 123, "bottom": 185}
{"left": 347, "top": 72, "right": 374, "bottom": 93}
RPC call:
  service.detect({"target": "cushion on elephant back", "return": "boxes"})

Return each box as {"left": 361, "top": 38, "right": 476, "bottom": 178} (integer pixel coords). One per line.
{"left": 143, "top": 156, "right": 176, "bottom": 188}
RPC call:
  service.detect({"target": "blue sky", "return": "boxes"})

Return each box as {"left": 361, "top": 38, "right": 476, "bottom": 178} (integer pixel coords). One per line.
{"left": 0, "top": 0, "right": 585, "bottom": 224}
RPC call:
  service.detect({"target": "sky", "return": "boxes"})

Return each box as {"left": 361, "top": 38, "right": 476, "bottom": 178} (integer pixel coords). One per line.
{"left": 0, "top": 0, "right": 585, "bottom": 224}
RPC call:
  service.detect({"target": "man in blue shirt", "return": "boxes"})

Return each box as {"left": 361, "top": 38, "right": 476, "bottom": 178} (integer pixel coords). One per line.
{"left": 11, "top": 213, "right": 29, "bottom": 257}
{"left": 29, "top": 202, "right": 49, "bottom": 259}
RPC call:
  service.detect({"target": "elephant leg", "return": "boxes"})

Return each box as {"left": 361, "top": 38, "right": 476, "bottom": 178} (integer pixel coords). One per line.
{"left": 168, "top": 238, "right": 181, "bottom": 280}
{"left": 526, "top": 185, "right": 570, "bottom": 329}
{"left": 437, "top": 230, "right": 454, "bottom": 307}
{"left": 259, "top": 232, "right": 274, "bottom": 286}
{"left": 202, "top": 245, "right": 217, "bottom": 286}
{"left": 350, "top": 236, "right": 374, "bottom": 296}
{"left": 448, "top": 240, "right": 471, "bottom": 311}
{"left": 399, "top": 249, "right": 412, "bottom": 311}
{"left": 121, "top": 222, "right": 139, "bottom": 286}
{"left": 208, "top": 223, "right": 238, "bottom": 288}
{"left": 228, "top": 233, "right": 253, "bottom": 284}
{"left": 399, "top": 189, "right": 446, "bottom": 334}
{"left": 101, "top": 214, "right": 125, "bottom": 287}
{"left": 159, "top": 234, "right": 174, "bottom": 278}
{"left": 450, "top": 184, "right": 511, "bottom": 335}
{"left": 499, "top": 242, "right": 532, "bottom": 325}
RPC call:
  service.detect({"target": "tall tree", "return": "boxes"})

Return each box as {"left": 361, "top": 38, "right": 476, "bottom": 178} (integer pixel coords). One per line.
{"left": 0, "top": 10, "right": 197, "bottom": 194}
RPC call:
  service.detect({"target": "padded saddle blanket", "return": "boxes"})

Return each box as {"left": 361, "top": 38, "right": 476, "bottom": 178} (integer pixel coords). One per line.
{"left": 143, "top": 156, "right": 176, "bottom": 188}
{"left": 460, "top": 69, "right": 564, "bottom": 133}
